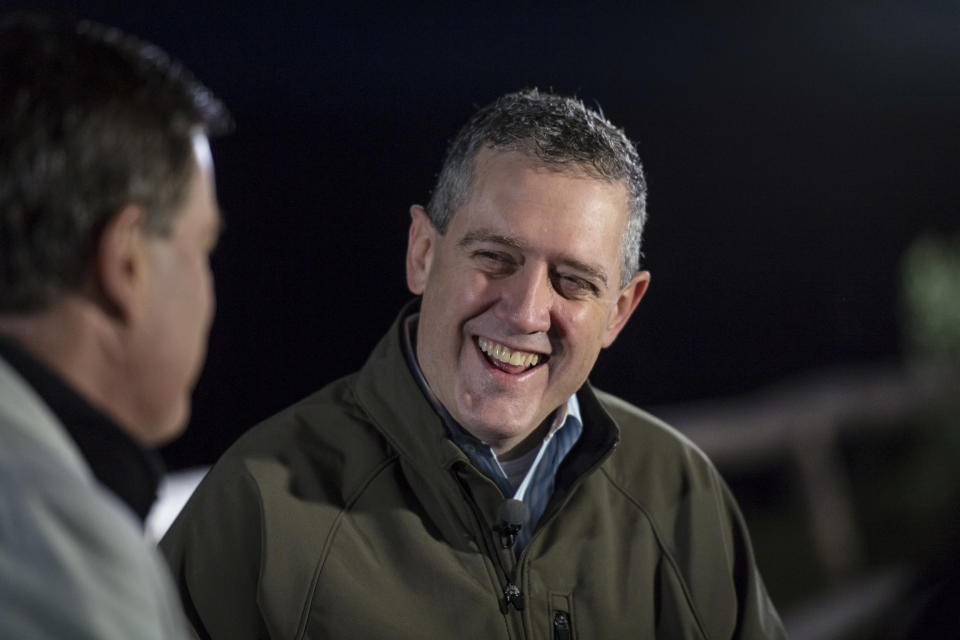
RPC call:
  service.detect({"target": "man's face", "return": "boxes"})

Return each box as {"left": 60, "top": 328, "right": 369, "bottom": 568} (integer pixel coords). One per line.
{"left": 130, "top": 133, "right": 220, "bottom": 444}
{"left": 407, "top": 149, "right": 649, "bottom": 456}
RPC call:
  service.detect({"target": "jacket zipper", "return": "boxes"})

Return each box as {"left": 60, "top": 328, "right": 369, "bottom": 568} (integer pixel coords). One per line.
{"left": 453, "top": 469, "right": 525, "bottom": 615}
{"left": 453, "top": 445, "right": 614, "bottom": 636}
{"left": 553, "top": 611, "right": 572, "bottom": 640}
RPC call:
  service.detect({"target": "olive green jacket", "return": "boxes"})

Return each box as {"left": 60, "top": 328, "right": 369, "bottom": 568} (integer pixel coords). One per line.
{"left": 161, "top": 310, "right": 785, "bottom": 639}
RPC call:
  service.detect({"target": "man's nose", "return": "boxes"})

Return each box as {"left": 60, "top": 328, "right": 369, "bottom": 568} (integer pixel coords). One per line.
{"left": 497, "top": 263, "right": 553, "bottom": 333}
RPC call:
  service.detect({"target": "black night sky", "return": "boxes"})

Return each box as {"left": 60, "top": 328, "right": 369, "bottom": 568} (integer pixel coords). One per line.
{"left": 11, "top": 2, "right": 960, "bottom": 468}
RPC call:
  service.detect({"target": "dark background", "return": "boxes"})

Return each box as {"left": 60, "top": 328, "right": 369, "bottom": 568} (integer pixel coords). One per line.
{"left": 11, "top": 1, "right": 960, "bottom": 469}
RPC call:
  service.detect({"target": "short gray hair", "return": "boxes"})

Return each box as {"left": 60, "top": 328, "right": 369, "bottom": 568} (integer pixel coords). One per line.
{"left": 426, "top": 89, "right": 647, "bottom": 288}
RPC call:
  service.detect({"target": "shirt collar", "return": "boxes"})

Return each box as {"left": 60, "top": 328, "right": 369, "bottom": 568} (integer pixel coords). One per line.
{"left": 0, "top": 333, "right": 163, "bottom": 524}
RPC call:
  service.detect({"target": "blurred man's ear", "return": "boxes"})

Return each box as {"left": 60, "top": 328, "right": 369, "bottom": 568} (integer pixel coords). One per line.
{"left": 95, "top": 204, "right": 150, "bottom": 324}
{"left": 406, "top": 205, "right": 436, "bottom": 295}
{"left": 601, "top": 270, "right": 651, "bottom": 348}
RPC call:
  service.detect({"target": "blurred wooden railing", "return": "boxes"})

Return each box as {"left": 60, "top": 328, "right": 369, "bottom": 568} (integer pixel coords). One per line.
{"left": 654, "top": 361, "right": 959, "bottom": 639}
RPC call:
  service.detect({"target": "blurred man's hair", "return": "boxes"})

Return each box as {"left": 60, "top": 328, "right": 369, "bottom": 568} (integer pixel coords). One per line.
{"left": 426, "top": 88, "right": 647, "bottom": 288}
{"left": 0, "top": 13, "right": 232, "bottom": 312}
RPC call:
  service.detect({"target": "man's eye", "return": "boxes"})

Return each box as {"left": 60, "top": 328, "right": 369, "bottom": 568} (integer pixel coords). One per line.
{"left": 474, "top": 251, "right": 515, "bottom": 273}
{"left": 554, "top": 274, "right": 598, "bottom": 299}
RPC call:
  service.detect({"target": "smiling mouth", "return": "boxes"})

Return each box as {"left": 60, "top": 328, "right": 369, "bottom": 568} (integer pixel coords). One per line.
{"left": 476, "top": 336, "right": 547, "bottom": 373}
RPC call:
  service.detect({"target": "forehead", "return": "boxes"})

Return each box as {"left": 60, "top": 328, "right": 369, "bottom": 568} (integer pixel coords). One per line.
{"left": 453, "top": 149, "right": 629, "bottom": 243}
{"left": 466, "top": 146, "right": 628, "bottom": 207}
{"left": 170, "top": 134, "right": 220, "bottom": 235}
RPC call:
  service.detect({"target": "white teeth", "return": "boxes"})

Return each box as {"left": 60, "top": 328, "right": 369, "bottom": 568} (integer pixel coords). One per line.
{"left": 478, "top": 337, "right": 541, "bottom": 368}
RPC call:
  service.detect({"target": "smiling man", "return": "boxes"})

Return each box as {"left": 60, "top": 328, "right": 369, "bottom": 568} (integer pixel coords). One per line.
{"left": 408, "top": 147, "right": 646, "bottom": 463}
{"left": 162, "top": 90, "right": 785, "bottom": 639}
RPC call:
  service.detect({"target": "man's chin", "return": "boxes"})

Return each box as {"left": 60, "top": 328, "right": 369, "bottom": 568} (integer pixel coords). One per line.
{"left": 456, "top": 408, "right": 542, "bottom": 447}
{"left": 135, "top": 401, "right": 191, "bottom": 447}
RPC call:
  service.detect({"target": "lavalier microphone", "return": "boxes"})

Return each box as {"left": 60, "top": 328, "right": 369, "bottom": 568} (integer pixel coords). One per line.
{"left": 497, "top": 499, "right": 527, "bottom": 549}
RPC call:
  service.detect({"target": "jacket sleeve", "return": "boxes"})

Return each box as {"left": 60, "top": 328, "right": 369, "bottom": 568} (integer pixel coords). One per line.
{"left": 645, "top": 457, "right": 787, "bottom": 640}
{"left": 714, "top": 465, "right": 787, "bottom": 640}
{"left": 160, "top": 457, "right": 271, "bottom": 640}
{"left": 595, "top": 391, "right": 786, "bottom": 639}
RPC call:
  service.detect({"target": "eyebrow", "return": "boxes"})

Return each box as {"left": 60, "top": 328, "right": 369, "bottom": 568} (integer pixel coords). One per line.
{"left": 459, "top": 229, "right": 524, "bottom": 251}
{"left": 458, "top": 228, "right": 609, "bottom": 288}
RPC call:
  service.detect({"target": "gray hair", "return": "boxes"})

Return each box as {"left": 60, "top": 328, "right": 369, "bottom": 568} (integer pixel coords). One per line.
{"left": 426, "top": 89, "right": 647, "bottom": 288}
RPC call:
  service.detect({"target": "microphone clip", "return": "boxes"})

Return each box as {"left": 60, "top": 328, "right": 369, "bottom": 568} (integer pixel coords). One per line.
{"left": 497, "top": 521, "right": 522, "bottom": 549}
{"left": 496, "top": 498, "right": 527, "bottom": 549}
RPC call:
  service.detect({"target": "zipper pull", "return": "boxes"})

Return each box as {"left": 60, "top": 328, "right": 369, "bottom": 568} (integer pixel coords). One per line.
{"left": 554, "top": 611, "right": 572, "bottom": 640}
{"left": 503, "top": 583, "right": 525, "bottom": 611}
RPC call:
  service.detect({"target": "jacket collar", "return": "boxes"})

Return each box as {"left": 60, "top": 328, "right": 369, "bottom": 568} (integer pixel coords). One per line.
{"left": 353, "top": 301, "right": 468, "bottom": 473}
{"left": 0, "top": 334, "right": 162, "bottom": 523}
{"left": 0, "top": 354, "right": 90, "bottom": 478}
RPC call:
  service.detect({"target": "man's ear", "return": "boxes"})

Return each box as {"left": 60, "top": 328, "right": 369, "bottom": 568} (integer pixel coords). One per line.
{"left": 406, "top": 205, "right": 436, "bottom": 294}
{"left": 601, "top": 270, "right": 651, "bottom": 348}
{"left": 95, "top": 204, "right": 149, "bottom": 323}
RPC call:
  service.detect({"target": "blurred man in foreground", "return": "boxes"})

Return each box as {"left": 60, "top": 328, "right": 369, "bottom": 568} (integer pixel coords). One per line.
{"left": 163, "top": 89, "right": 784, "bottom": 638}
{"left": 0, "top": 14, "right": 230, "bottom": 637}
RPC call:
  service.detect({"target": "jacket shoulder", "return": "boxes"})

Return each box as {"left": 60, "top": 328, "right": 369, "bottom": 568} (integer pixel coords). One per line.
{"left": 594, "top": 389, "right": 719, "bottom": 500}
{"left": 161, "top": 372, "right": 399, "bottom": 638}
{"left": 1, "top": 423, "right": 185, "bottom": 638}
{"left": 229, "top": 373, "right": 398, "bottom": 505}
{"left": 181, "top": 372, "right": 400, "bottom": 554}
{"left": 593, "top": 390, "right": 786, "bottom": 638}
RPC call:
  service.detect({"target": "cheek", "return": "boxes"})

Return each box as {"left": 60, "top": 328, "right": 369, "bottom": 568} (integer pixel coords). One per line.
{"left": 458, "top": 273, "right": 498, "bottom": 314}
{"left": 427, "top": 268, "right": 491, "bottom": 325}
{"left": 557, "top": 305, "right": 611, "bottom": 353}
{"left": 158, "top": 255, "right": 215, "bottom": 361}
{"left": 174, "top": 260, "right": 214, "bottom": 383}
{"left": 179, "top": 253, "right": 214, "bottom": 317}
{"left": 197, "top": 262, "right": 215, "bottom": 323}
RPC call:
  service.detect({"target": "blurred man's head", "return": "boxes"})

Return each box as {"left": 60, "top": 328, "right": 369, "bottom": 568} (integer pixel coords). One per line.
{"left": 0, "top": 14, "right": 231, "bottom": 443}
{"left": 407, "top": 90, "right": 650, "bottom": 457}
